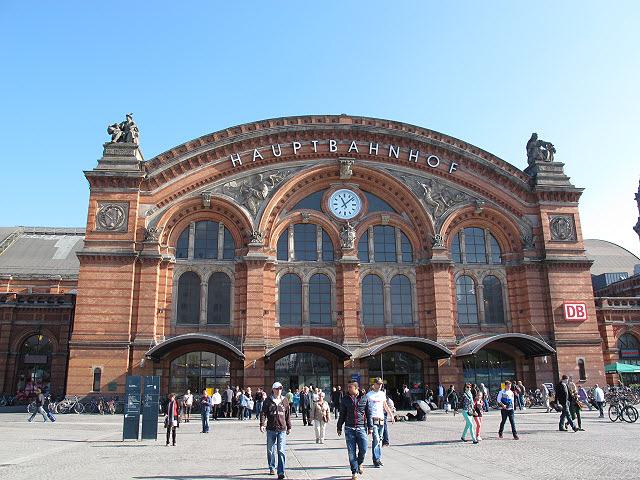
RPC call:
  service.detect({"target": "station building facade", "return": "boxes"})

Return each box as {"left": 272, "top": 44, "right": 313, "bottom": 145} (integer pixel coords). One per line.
{"left": 2, "top": 115, "right": 613, "bottom": 399}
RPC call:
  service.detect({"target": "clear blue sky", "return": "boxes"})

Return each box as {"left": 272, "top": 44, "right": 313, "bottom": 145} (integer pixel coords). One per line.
{"left": 1, "top": 1, "right": 639, "bottom": 257}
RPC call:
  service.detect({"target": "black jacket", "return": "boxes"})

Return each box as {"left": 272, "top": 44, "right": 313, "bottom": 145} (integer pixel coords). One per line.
{"left": 331, "top": 389, "right": 343, "bottom": 406}
{"left": 300, "top": 392, "right": 312, "bottom": 409}
{"left": 337, "top": 393, "right": 373, "bottom": 432}
{"left": 555, "top": 381, "right": 570, "bottom": 405}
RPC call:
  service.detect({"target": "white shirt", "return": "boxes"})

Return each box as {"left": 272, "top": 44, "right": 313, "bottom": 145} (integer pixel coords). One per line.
{"left": 184, "top": 393, "right": 193, "bottom": 406}
{"left": 594, "top": 387, "right": 605, "bottom": 402}
{"left": 496, "top": 389, "right": 515, "bottom": 410}
{"left": 366, "top": 389, "right": 387, "bottom": 418}
{"left": 211, "top": 392, "right": 222, "bottom": 405}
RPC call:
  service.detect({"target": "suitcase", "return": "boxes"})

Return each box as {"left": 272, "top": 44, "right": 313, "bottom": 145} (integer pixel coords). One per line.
{"left": 429, "top": 402, "right": 438, "bottom": 410}
{"left": 47, "top": 411, "right": 56, "bottom": 422}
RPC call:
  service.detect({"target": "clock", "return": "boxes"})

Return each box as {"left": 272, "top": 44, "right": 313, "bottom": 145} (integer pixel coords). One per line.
{"left": 328, "top": 189, "right": 362, "bottom": 219}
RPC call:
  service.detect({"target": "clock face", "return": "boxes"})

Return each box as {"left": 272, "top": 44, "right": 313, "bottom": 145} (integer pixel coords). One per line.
{"left": 328, "top": 189, "right": 362, "bottom": 219}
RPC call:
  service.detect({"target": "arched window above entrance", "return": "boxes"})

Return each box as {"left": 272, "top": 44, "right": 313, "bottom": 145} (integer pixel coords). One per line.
{"left": 279, "top": 273, "right": 302, "bottom": 325}
{"left": 17, "top": 334, "right": 53, "bottom": 397}
{"left": 276, "top": 224, "right": 334, "bottom": 262}
{"left": 174, "top": 221, "right": 235, "bottom": 260}
{"left": 177, "top": 272, "right": 200, "bottom": 325}
{"left": 207, "top": 272, "right": 231, "bottom": 325}
{"left": 170, "top": 351, "right": 231, "bottom": 394}
{"left": 462, "top": 348, "right": 515, "bottom": 395}
{"left": 274, "top": 352, "right": 332, "bottom": 394}
{"left": 451, "top": 227, "right": 502, "bottom": 265}
{"left": 357, "top": 226, "right": 413, "bottom": 263}
{"left": 618, "top": 333, "right": 640, "bottom": 366}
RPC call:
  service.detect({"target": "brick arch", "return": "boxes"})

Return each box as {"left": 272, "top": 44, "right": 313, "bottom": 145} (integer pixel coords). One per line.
{"left": 259, "top": 163, "right": 434, "bottom": 252}
{"left": 268, "top": 211, "right": 341, "bottom": 252}
{"left": 441, "top": 204, "right": 523, "bottom": 254}
{"left": 11, "top": 329, "right": 60, "bottom": 355}
{"left": 159, "top": 197, "right": 252, "bottom": 249}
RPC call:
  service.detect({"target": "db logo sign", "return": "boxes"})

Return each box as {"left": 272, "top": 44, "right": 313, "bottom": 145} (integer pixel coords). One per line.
{"left": 563, "top": 303, "right": 588, "bottom": 321}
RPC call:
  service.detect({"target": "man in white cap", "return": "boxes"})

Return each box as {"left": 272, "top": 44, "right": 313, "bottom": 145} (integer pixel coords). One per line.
{"left": 260, "top": 381, "right": 292, "bottom": 479}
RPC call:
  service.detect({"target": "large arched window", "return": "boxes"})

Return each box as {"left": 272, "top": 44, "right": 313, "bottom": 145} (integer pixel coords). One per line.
{"left": 294, "top": 224, "right": 316, "bottom": 260}
{"left": 390, "top": 275, "right": 412, "bottom": 325}
{"left": 618, "top": 334, "right": 640, "bottom": 366}
{"left": 374, "top": 225, "right": 396, "bottom": 262}
{"left": 16, "top": 334, "right": 53, "bottom": 396}
{"left": 362, "top": 274, "right": 384, "bottom": 325}
{"left": 358, "top": 226, "right": 412, "bottom": 263}
{"left": 207, "top": 272, "right": 231, "bottom": 325}
{"left": 358, "top": 230, "right": 369, "bottom": 262}
{"left": 451, "top": 227, "right": 502, "bottom": 264}
{"left": 309, "top": 274, "right": 331, "bottom": 325}
{"left": 279, "top": 274, "right": 302, "bottom": 325}
{"left": 177, "top": 272, "right": 200, "bottom": 324}
{"left": 175, "top": 221, "right": 235, "bottom": 260}
{"left": 277, "top": 224, "right": 334, "bottom": 262}
{"left": 455, "top": 275, "right": 478, "bottom": 325}
{"left": 483, "top": 276, "right": 504, "bottom": 324}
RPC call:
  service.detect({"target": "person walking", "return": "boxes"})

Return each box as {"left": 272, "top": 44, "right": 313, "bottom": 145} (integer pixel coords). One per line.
{"left": 540, "top": 383, "right": 551, "bottom": 413}
{"left": 27, "top": 388, "right": 49, "bottom": 423}
{"left": 474, "top": 390, "right": 484, "bottom": 441}
{"left": 437, "top": 384, "right": 445, "bottom": 409}
{"left": 255, "top": 388, "right": 265, "bottom": 418}
{"left": 223, "top": 386, "right": 234, "bottom": 418}
{"left": 200, "top": 389, "right": 212, "bottom": 433}
{"left": 337, "top": 379, "right": 373, "bottom": 480}
{"left": 260, "top": 381, "right": 291, "bottom": 480}
{"left": 593, "top": 384, "right": 605, "bottom": 418}
{"left": 164, "top": 393, "right": 180, "bottom": 446}
{"left": 555, "top": 375, "right": 579, "bottom": 432}
{"left": 331, "top": 386, "right": 343, "bottom": 419}
{"left": 479, "top": 383, "right": 489, "bottom": 412}
{"left": 300, "top": 386, "right": 312, "bottom": 426}
{"left": 460, "top": 383, "right": 478, "bottom": 444}
{"left": 245, "top": 387, "right": 254, "bottom": 419}
{"left": 514, "top": 381, "right": 525, "bottom": 410}
{"left": 568, "top": 382, "right": 584, "bottom": 431}
{"left": 292, "top": 389, "right": 300, "bottom": 418}
{"left": 312, "top": 391, "right": 331, "bottom": 443}
{"left": 183, "top": 389, "right": 193, "bottom": 422}
{"left": 366, "top": 377, "right": 395, "bottom": 467}
{"left": 577, "top": 385, "right": 591, "bottom": 411}
{"left": 211, "top": 387, "right": 222, "bottom": 420}
{"left": 382, "top": 393, "right": 395, "bottom": 447}
{"left": 286, "top": 389, "right": 294, "bottom": 417}
{"left": 497, "top": 381, "right": 519, "bottom": 440}
{"left": 237, "top": 389, "right": 248, "bottom": 420}
{"left": 446, "top": 385, "right": 458, "bottom": 414}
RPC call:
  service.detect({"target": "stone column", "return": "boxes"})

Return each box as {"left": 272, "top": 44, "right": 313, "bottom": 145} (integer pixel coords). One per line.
{"left": 200, "top": 280, "right": 208, "bottom": 326}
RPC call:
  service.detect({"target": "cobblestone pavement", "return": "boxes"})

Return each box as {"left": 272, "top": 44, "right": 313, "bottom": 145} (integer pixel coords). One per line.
{"left": 1, "top": 407, "right": 639, "bottom": 480}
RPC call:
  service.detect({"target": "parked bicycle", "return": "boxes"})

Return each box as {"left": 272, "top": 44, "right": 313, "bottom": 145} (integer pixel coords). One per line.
{"left": 57, "top": 395, "right": 85, "bottom": 414}
{"left": 608, "top": 396, "right": 638, "bottom": 423}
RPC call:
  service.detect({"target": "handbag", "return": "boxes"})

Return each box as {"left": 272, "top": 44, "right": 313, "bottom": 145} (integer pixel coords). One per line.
{"left": 164, "top": 416, "right": 169, "bottom": 428}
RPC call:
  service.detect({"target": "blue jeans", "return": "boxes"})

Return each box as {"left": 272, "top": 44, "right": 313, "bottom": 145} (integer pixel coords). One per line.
{"left": 201, "top": 410, "right": 210, "bottom": 432}
{"left": 29, "top": 406, "right": 48, "bottom": 422}
{"left": 559, "top": 403, "right": 576, "bottom": 430}
{"left": 266, "top": 429, "right": 286, "bottom": 475}
{"left": 344, "top": 427, "right": 368, "bottom": 474}
{"left": 382, "top": 414, "right": 389, "bottom": 445}
{"left": 462, "top": 411, "right": 477, "bottom": 441}
{"left": 371, "top": 421, "right": 384, "bottom": 463}
{"left": 499, "top": 409, "right": 517, "bottom": 436}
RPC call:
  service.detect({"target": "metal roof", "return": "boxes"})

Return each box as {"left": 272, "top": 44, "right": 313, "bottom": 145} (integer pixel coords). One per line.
{"left": 146, "top": 333, "right": 245, "bottom": 361}
{"left": 264, "top": 336, "right": 353, "bottom": 361}
{"left": 0, "top": 227, "right": 85, "bottom": 277}
{"left": 358, "top": 336, "right": 453, "bottom": 360}
{"left": 584, "top": 239, "right": 640, "bottom": 276}
{"left": 455, "top": 333, "right": 555, "bottom": 358}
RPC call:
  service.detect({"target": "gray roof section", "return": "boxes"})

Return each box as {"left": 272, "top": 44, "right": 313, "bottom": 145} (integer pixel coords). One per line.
{"left": 0, "top": 227, "right": 85, "bottom": 277}
{"left": 584, "top": 239, "right": 640, "bottom": 276}
{"left": 0, "top": 227, "right": 21, "bottom": 246}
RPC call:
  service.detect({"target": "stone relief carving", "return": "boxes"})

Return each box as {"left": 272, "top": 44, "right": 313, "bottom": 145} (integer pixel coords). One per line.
{"left": 339, "top": 222, "right": 356, "bottom": 249}
{"left": 520, "top": 232, "right": 536, "bottom": 250}
{"left": 429, "top": 233, "right": 445, "bottom": 248}
{"left": 526, "top": 133, "right": 555, "bottom": 165}
{"left": 143, "top": 226, "right": 163, "bottom": 242}
{"left": 246, "top": 230, "right": 267, "bottom": 244}
{"left": 340, "top": 158, "right": 354, "bottom": 179}
{"left": 549, "top": 215, "right": 575, "bottom": 241}
{"left": 107, "top": 113, "right": 139, "bottom": 145}
{"left": 96, "top": 203, "right": 128, "bottom": 232}
{"left": 402, "top": 175, "right": 469, "bottom": 220}
{"left": 210, "top": 170, "right": 291, "bottom": 218}
{"left": 202, "top": 192, "right": 211, "bottom": 207}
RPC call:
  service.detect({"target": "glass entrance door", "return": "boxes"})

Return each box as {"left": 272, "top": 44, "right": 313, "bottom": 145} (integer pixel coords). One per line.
{"left": 274, "top": 352, "right": 332, "bottom": 395}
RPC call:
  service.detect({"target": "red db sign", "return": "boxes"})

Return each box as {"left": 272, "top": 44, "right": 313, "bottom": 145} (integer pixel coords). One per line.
{"left": 563, "top": 303, "right": 588, "bottom": 321}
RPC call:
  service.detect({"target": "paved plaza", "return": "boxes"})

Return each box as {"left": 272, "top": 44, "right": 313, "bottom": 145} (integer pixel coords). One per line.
{"left": 1, "top": 407, "right": 639, "bottom": 480}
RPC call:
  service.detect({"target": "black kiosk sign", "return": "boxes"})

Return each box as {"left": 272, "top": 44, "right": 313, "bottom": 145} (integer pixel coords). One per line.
{"left": 141, "top": 376, "right": 160, "bottom": 440}
{"left": 123, "top": 376, "right": 142, "bottom": 440}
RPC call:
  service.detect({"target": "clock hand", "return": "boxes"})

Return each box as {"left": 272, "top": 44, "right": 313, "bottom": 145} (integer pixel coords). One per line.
{"left": 341, "top": 198, "right": 349, "bottom": 209}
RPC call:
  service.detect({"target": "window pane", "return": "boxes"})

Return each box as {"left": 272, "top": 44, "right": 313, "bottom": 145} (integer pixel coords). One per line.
{"left": 291, "top": 190, "right": 326, "bottom": 211}
{"left": 364, "top": 191, "right": 396, "bottom": 213}
{"left": 390, "top": 275, "right": 412, "bottom": 324}
{"left": 490, "top": 235, "right": 502, "bottom": 265}
{"left": 194, "top": 221, "right": 219, "bottom": 259}
{"left": 309, "top": 274, "right": 331, "bottom": 325}
{"left": 483, "top": 275, "right": 504, "bottom": 324}
{"left": 464, "top": 227, "right": 486, "bottom": 264}
{"left": 373, "top": 225, "right": 396, "bottom": 262}
{"left": 207, "top": 272, "right": 231, "bottom": 324}
{"left": 451, "top": 233, "right": 461, "bottom": 263}
{"left": 455, "top": 275, "right": 478, "bottom": 324}
{"left": 280, "top": 274, "right": 302, "bottom": 325}
{"left": 400, "top": 232, "right": 412, "bottom": 263}
{"left": 294, "top": 224, "right": 317, "bottom": 261}
{"left": 223, "top": 227, "right": 235, "bottom": 259}
{"left": 177, "top": 272, "right": 200, "bottom": 324}
{"left": 277, "top": 231, "right": 288, "bottom": 261}
{"left": 362, "top": 275, "right": 384, "bottom": 325}
{"left": 176, "top": 228, "right": 189, "bottom": 259}
{"left": 322, "top": 231, "right": 334, "bottom": 261}
{"left": 358, "top": 232, "right": 369, "bottom": 262}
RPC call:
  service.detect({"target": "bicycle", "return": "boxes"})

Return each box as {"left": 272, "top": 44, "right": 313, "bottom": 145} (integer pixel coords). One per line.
{"left": 57, "top": 395, "right": 85, "bottom": 414}
{"left": 608, "top": 398, "right": 638, "bottom": 423}
{"left": 84, "top": 397, "right": 103, "bottom": 414}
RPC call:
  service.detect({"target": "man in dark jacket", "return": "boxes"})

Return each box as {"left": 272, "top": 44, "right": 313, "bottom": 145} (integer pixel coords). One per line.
{"left": 223, "top": 386, "right": 234, "bottom": 418}
{"left": 337, "top": 380, "right": 373, "bottom": 480}
{"left": 260, "top": 382, "right": 291, "bottom": 480}
{"left": 555, "top": 375, "right": 578, "bottom": 432}
{"left": 300, "top": 386, "right": 312, "bottom": 426}
{"left": 331, "top": 386, "right": 344, "bottom": 419}
{"left": 28, "top": 388, "right": 49, "bottom": 423}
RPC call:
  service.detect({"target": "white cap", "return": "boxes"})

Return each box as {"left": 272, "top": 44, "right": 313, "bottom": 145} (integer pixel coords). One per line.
{"left": 272, "top": 382, "right": 283, "bottom": 389}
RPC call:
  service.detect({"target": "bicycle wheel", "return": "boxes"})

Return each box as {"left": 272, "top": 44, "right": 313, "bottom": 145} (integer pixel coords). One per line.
{"left": 27, "top": 402, "right": 36, "bottom": 414}
{"left": 114, "top": 402, "right": 123, "bottom": 414}
{"left": 74, "top": 402, "right": 85, "bottom": 414}
{"left": 86, "top": 403, "right": 96, "bottom": 414}
{"left": 622, "top": 405, "right": 638, "bottom": 423}
{"left": 608, "top": 405, "right": 620, "bottom": 422}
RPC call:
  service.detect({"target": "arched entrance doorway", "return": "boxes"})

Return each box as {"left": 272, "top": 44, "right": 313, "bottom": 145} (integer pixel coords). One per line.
{"left": 617, "top": 333, "right": 640, "bottom": 384}
{"left": 16, "top": 334, "right": 53, "bottom": 398}
{"left": 461, "top": 348, "right": 516, "bottom": 394}
{"left": 169, "top": 351, "right": 231, "bottom": 393}
{"left": 368, "top": 350, "right": 423, "bottom": 406}
{"left": 274, "top": 352, "right": 332, "bottom": 394}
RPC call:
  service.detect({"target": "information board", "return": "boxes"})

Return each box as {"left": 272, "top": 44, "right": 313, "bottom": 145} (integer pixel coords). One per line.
{"left": 141, "top": 376, "right": 160, "bottom": 440}
{"left": 123, "top": 376, "right": 142, "bottom": 441}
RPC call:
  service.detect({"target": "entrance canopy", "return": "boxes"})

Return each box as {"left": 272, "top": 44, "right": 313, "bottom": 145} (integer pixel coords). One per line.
{"left": 455, "top": 333, "right": 555, "bottom": 359}
{"left": 358, "top": 337, "right": 452, "bottom": 360}
{"left": 605, "top": 362, "right": 640, "bottom": 374}
{"left": 264, "top": 336, "right": 352, "bottom": 361}
{"left": 146, "top": 333, "right": 245, "bottom": 361}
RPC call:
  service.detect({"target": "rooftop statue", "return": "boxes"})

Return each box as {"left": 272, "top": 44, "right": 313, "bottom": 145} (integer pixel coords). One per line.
{"left": 107, "top": 113, "right": 140, "bottom": 145}
{"left": 526, "top": 133, "right": 555, "bottom": 165}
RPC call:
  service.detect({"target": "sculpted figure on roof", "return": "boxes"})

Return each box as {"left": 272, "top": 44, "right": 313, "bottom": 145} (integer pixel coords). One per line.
{"left": 526, "top": 133, "right": 555, "bottom": 165}
{"left": 107, "top": 113, "right": 139, "bottom": 145}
